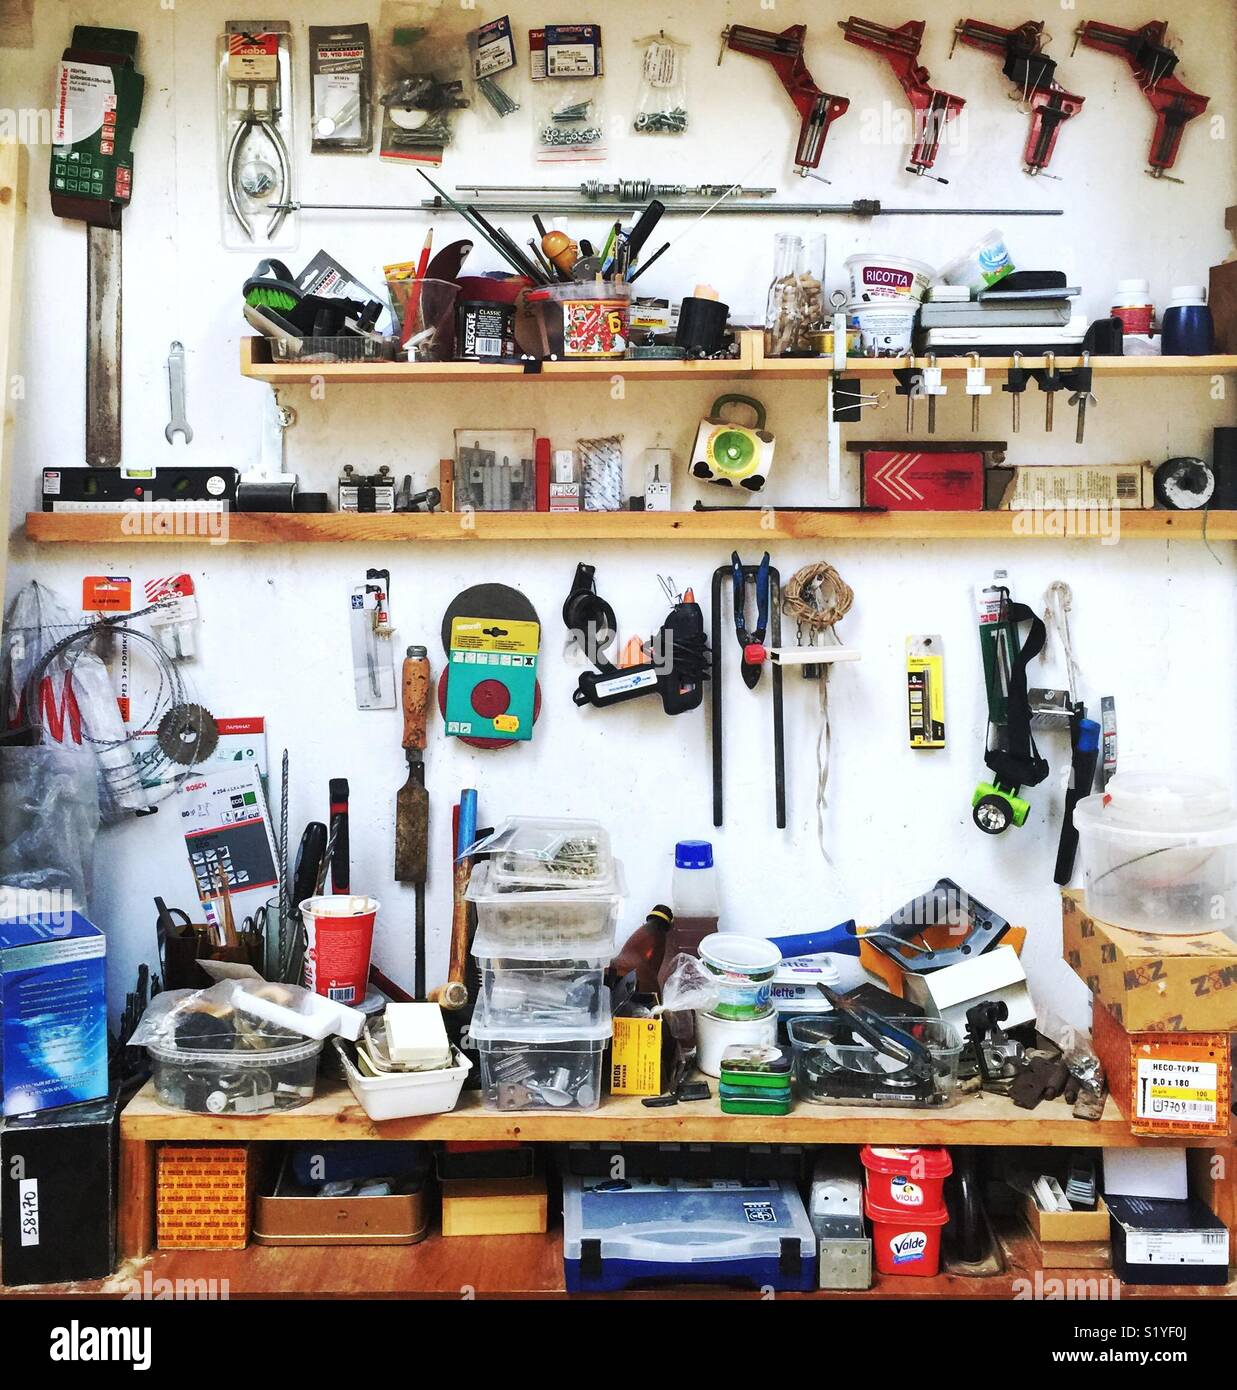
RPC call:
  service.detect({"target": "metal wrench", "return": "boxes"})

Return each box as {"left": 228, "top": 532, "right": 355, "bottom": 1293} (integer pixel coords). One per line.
{"left": 165, "top": 342, "right": 193, "bottom": 445}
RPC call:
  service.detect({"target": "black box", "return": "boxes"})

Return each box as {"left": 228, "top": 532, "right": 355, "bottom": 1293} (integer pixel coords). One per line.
{"left": 1, "top": 1094, "right": 119, "bottom": 1286}
{"left": 1108, "top": 1196, "right": 1230, "bottom": 1287}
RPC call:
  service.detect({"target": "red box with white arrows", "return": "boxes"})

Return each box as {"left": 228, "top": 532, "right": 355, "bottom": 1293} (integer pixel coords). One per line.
{"left": 852, "top": 441, "right": 1005, "bottom": 511}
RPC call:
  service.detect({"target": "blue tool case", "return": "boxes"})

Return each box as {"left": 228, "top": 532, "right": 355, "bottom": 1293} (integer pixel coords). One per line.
{"left": 562, "top": 1173, "right": 817, "bottom": 1293}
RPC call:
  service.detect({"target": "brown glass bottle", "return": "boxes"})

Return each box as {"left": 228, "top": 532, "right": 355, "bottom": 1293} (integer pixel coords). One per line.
{"left": 606, "top": 905, "right": 673, "bottom": 994}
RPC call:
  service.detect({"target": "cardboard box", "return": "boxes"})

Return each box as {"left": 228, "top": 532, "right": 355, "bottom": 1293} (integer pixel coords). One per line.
{"left": 1062, "top": 890, "right": 1237, "bottom": 1032}
{"left": 854, "top": 441, "right": 992, "bottom": 510}
{"left": 1, "top": 1093, "right": 118, "bottom": 1286}
{"left": 902, "top": 945, "right": 1034, "bottom": 1035}
{"left": 1103, "top": 1147, "right": 1188, "bottom": 1202}
{"left": 1092, "top": 1000, "right": 1233, "bottom": 1140}
{"left": 1210, "top": 256, "right": 1237, "bottom": 355}
{"left": 0, "top": 911, "right": 108, "bottom": 1117}
{"left": 609, "top": 1015, "right": 665, "bottom": 1097}
{"left": 1035, "top": 1238, "right": 1111, "bottom": 1271}
{"left": 254, "top": 1158, "right": 428, "bottom": 1246}
{"left": 986, "top": 463, "right": 1153, "bottom": 510}
{"left": 1022, "top": 1193, "right": 1110, "bottom": 1243}
{"left": 440, "top": 1173, "right": 548, "bottom": 1237}
{"left": 156, "top": 1144, "right": 254, "bottom": 1250}
{"left": 1108, "top": 1196, "right": 1230, "bottom": 1286}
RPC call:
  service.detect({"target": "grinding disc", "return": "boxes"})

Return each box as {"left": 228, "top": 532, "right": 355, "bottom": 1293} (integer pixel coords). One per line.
{"left": 440, "top": 584, "right": 541, "bottom": 750}
{"left": 156, "top": 702, "right": 220, "bottom": 765}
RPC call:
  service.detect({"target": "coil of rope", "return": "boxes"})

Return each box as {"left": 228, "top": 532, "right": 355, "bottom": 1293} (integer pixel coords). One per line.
{"left": 782, "top": 562, "right": 855, "bottom": 862}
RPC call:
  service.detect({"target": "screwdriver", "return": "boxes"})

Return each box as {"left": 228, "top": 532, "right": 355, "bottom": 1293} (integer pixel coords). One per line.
{"left": 394, "top": 645, "right": 431, "bottom": 999}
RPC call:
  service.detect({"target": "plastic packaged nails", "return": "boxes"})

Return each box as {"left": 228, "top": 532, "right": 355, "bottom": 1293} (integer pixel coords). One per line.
{"left": 633, "top": 32, "right": 688, "bottom": 135}
{"left": 531, "top": 23, "right": 606, "bottom": 162}
{"left": 577, "top": 435, "right": 625, "bottom": 512}
{"left": 218, "top": 20, "right": 296, "bottom": 250}
{"left": 308, "top": 24, "right": 373, "bottom": 153}
{"left": 468, "top": 15, "right": 520, "bottom": 121}
{"left": 377, "top": 4, "right": 470, "bottom": 163}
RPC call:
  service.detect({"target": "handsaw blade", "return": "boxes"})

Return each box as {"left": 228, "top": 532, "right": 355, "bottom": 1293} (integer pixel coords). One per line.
{"left": 86, "top": 223, "right": 122, "bottom": 467}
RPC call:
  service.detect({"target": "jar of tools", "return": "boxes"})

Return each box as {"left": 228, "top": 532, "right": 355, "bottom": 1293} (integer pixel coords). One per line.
{"left": 764, "top": 234, "right": 826, "bottom": 357}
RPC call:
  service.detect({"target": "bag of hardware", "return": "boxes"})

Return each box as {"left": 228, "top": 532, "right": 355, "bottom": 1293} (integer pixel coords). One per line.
{"left": 632, "top": 31, "right": 688, "bottom": 135}
{"left": 531, "top": 23, "right": 606, "bottom": 162}
{"left": 468, "top": 15, "right": 521, "bottom": 121}
{"left": 0, "top": 745, "right": 99, "bottom": 913}
{"left": 377, "top": 1, "right": 470, "bottom": 162}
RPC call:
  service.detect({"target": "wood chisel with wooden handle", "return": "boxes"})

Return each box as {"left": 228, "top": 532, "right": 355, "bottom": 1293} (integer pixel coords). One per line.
{"left": 395, "top": 645, "right": 430, "bottom": 999}
{"left": 430, "top": 788, "right": 475, "bottom": 1011}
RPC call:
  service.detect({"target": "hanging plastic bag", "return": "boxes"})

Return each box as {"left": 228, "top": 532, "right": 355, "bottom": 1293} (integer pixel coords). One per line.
{"left": 0, "top": 745, "right": 100, "bottom": 914}
{"left": 633, "top": 32, "right": 688, "bottom": 135}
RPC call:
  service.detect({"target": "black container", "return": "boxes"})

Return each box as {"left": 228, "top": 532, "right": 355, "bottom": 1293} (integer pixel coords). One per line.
{"left": 676, "top": 296, "right": 730, "bottom": 356}
{"left": 1108, "top": 1196, "right": 1229, "bottom": 1286}
{"left": 456, "top": 300, "right": 517, "bottom": 360}
{"left": 1213, "top": 427, "right": 1237, "bottom": 509}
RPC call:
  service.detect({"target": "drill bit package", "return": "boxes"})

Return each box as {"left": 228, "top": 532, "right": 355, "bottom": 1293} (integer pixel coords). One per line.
{"left": 350, "top": 571, "right": 396, "bottom": 710}
{"left": 378, "top": 2, "right": 470, "bottom": 164}
{"left": 308, "top": 23, "right": 373, "bottom": 153}
{"left": 531, "top": 24, "right": 607, "bottom": 162}
{"left": 468, "top": 15, "right": 520, "bottom": 121}
{"left": 632, "top": 31, "right": 688, "bottom": 135}
{"left": 217, "top": 21, "right": 295, "bottom": 250}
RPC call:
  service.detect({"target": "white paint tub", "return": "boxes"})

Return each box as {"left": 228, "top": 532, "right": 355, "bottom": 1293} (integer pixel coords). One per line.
{"left": 845, "top": 253, "right": 935, "bottom": 303}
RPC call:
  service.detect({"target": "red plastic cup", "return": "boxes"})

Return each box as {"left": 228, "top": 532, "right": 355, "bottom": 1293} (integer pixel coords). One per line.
{"left": 860, "top": 1145, "right": 953, "bottom": 1210}
{"left": 865, "top": 1193, "right": 949, "bottom": 1278}
{"left": 300, "top": 895, "right": 378, "bottom": 1006}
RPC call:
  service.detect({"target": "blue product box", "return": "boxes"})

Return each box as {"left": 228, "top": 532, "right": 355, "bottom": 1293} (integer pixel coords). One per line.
{"left": 0, "top": 912, "right": 108, "bottom": 1117}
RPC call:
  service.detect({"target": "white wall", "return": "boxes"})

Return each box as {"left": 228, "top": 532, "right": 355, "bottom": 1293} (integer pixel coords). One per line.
{"left": 3, "top": 0, "right": 1236, "bottom": 1024}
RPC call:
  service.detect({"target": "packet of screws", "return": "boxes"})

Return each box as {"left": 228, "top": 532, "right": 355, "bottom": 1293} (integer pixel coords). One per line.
{"left": 633, "top": 32, "right": 688, "bottom": 134}
{"left": 468, "top": 15, "right": 520, "bottom": 120}
{"left": 531, "top": 24, "right": 607, "bottom": 161}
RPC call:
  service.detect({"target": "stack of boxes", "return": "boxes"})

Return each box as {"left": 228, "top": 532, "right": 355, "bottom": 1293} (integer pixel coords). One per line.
{"left": 466, "top": 818, "right": 623, "bottom": 1112}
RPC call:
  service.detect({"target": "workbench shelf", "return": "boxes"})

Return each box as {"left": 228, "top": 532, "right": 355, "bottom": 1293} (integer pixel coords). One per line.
{"left": 25, "top": 509, "right": 1237, "bottom": 545}
{"left": 10, "top": 1080, "right": 1225, "bottom": 1298}
{"left": 239, "top": 333, "right": 1237, "bottom": 385}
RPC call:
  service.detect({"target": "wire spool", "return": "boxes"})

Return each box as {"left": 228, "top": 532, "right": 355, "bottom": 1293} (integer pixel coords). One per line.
{"left": 782, "top": 562, "right": 855, "bottom": 862}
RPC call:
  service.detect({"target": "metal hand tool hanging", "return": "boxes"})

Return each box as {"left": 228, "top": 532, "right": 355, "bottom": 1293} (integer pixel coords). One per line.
{"left": 950, "top": 19, "right": 1085, "bottom": 175}
{"left": 1072, "top": 20, "right": 1209, "bottom": 179}
{"left": 717, "top": 24, "right": 851, "bottom": 178}
{"left": 711, "top": 554, "right": 786, "bottom": 830}
{"left": 838, "top": 17, "right": 966, "bottom": 180}
{"left": 395, "top": 645, "right": 431, "bottom": 999}
{"left": 224, "top": 21, "right": 293, "bottom": 242}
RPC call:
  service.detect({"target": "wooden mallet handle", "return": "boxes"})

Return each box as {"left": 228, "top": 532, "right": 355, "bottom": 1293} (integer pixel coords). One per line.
{"left": 402, "top": 645, "right": 430, "bottom": 751}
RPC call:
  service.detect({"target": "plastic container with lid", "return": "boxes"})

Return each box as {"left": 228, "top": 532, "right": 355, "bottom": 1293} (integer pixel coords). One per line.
{"left": 1073, "top": 773, "right": 1237, "bottom": 934}
{"left": 473, "top": 816, "right": 615, "bottom": 893}
{"left": 938, "top": 229, "right": 1014, "bottom": 294}
{"left": 845, "top": 252, "right": 935, "bottom": 303}
{"left": 865, "top": 1193, "right": 949, "bottom": 1277}
{"left": 849, "top": 299, "right": 918, "bottom": 356}
{"left": 1111, "top": 278, "right": 1154, "bottom": 336}
{"left": 472, "top": 929, "right": 610, "bottom": 1029}
{"left": 147, "top": 1037, "right": 324, "bottom": 1115}
{"left": 698, "top": 932, "right": 781, "bottom": 1019}
{"left": 860, "top": 1145, "right": 952, "bottom": 1210}
{"left": 527, "top": 282, "right": 632, "bottom": 359}
{"left": 694, "top": 1007, "right": 777, "bottom": 1076}
{"left": 466, "top": 859, "right": 625, "bottom": 952}
{"left": 470, "top": 1008, "right": 612, "bottom": 1111}
{"left": 1160, "top": 285, "right": 1214, "bottom": 356}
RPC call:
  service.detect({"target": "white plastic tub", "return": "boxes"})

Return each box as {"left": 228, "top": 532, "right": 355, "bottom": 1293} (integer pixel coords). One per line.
{"left": 849, "top": 300, "right": 918, "bottom": 356}
{"left": 845, "top": 253, "right": 935, "bottom": 303}
{"left": 333, "top": 1037, "right": 471, "bottom": 1121}
{"left": 938, "top": 229, "right": 1014, "bottom": 293}
{"left": 1073, "top": 773, "right": 1237, "bottom": 935}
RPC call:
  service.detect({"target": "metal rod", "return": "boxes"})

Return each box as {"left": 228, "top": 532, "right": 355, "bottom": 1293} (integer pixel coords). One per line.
{"left": 457, "top": 180, "right": 779, "bottom": 200}
{"left": 270, "top": 198, "right": 1063, "bottom": 218}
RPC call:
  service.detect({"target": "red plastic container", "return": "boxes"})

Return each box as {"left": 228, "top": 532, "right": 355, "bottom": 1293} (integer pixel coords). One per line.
{"left": 865, "top": 1194, "right": 949, "bottom": 1278}
{"left": 860, "top": 1145, "right": 952, "bottom": 1210}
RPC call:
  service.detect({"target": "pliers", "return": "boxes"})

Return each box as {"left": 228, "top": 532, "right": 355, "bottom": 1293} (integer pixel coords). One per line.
{"left": 731, "top": 550, "right": 770, "bottom": 688}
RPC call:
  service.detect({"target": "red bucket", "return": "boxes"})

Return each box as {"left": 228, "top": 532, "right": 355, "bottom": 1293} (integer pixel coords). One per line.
{"left": 861, "top": 1145, "right": 952, "bottom": 1211}
{"left": 865, "top": 1193, "right": 949, "bottom": 1278}
{"left": 300, "top": 895, "right": 378, "bottom": 1006}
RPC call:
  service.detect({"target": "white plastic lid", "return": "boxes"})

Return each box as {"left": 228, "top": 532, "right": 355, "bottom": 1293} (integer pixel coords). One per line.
{"left": 468, "top": 999, "right": 612, "bottom": 1044}
{"left": 699, "top": 932, "right": 782, "bottom": 974}
{"left": 1075, "top": 772, "right": 1234, "bottom": 833}
{"left": 466, "top": 858, "right": 626, "bottom": 905}
{"left": 1168, "top": 285, "right": 1207, "bottom": 304}
{"left": 1116, "top": 279, "right": 1150, "bottom": 295}
{"left": 471, "top": 923, "right": 612, "bottom": 966}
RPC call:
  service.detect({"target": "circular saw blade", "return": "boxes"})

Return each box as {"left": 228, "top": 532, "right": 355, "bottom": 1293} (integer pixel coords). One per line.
{"left": 156, "top": 702, "right": 220, "bottom": 766}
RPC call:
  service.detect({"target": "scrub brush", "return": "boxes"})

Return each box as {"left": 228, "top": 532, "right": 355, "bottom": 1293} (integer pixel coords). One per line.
{"left": 242, "top": 258, "right": 302, "bottom": 315}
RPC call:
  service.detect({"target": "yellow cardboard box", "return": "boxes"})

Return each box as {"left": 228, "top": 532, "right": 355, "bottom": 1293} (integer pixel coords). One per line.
{"left": 609, "top": 1015, "right": 664, "bottom": 1097}
{"left": 1061, "top": 890, "right": 1237, "bottom": 1032}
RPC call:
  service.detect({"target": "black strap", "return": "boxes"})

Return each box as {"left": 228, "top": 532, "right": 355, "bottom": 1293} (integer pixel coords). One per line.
{"left": 779, "top": 1237, "right": 801, "bottom": 1277}
{"left": 985, "top": 588, "right": 1051, "bottom": 791}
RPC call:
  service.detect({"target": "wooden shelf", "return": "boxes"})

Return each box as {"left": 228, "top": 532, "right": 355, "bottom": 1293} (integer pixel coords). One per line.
{"left": 240, "top": 334, "right": 752, "bottom": 383}
{"left": 119, "top": 1078, "right": 1211, "bottom": 1149}
{"left": 26, "top": 508, "right": 1237, "bottom": 546}
{"left": 239, "top": 332, "right": 1237, "bottom": 385}
{"left": 15, "top": 1219, "right": 1235, "bottom": 1301}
